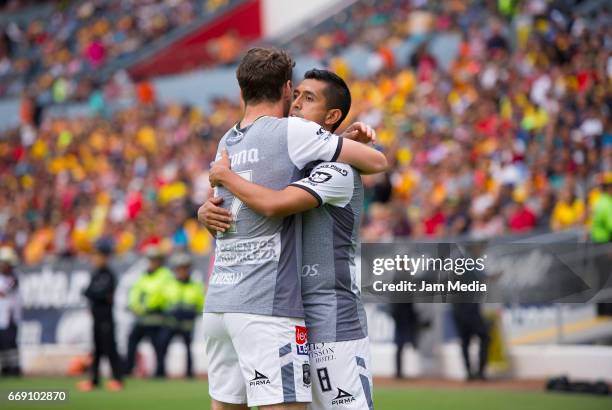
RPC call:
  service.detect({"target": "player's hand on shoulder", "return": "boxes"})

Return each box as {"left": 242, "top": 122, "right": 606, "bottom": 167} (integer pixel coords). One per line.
{"left": 341, "top": 122, "right": 376, "bottom": 144}
{"left": 209, "top": 149, "right": 232, "bottom": 187}
{"left": 197, "top": 197, "right": 231, "bottom": 232}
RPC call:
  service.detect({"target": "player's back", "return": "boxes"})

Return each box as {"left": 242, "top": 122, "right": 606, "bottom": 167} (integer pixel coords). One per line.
{"left": 205, "top": 116, "right": 342, "bottom": 319}
{"left": 298, "top": 163, "right": 367, "bottom": 343}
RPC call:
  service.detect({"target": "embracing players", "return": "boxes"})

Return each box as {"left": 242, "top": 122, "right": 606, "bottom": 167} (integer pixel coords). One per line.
{"left": 199, "top": 48, "right": 385, "bottom": 410}
{"left": 201, "top": 62, "right": 378, "bottom": 409}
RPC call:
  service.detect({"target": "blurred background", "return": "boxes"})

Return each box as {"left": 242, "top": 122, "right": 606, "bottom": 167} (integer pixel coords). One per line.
{"left": 0, "top": 0, "right": 611, "bottom": 407}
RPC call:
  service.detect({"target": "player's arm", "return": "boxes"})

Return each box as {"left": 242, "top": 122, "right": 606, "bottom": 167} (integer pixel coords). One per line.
{"left": 209, "top": 150, "right": 318, "bottom": 220}
{"left": 288, "top": 117, "right": 388, "bottom": 175}
{"left": 337, "top": 121, "right": 387, "bottom": 174}
{"left": 198, "top": 139, "right": 231, "bottom": 234}
{"left": 198, "top": 189, "right": 230, "bottom": 235}
{"left": 341, "top": 121, "right": 378, "bottom": 144}
{"left": 336, "top": 137, "right": 387, "bottom": 175}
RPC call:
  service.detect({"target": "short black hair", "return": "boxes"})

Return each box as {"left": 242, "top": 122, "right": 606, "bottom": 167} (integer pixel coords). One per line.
{"left": 303, "top": 69, "right": 351, "bottom": 132}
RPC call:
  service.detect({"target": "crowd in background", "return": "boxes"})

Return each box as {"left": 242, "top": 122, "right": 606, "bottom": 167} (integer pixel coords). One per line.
{"left": 0, "top": 95, "right": 244, "bottom": 264}
{"left": 289, "top": 0, "right": 611, "bottom": 241}
{"left": 0, "top": 0, "right": 233, "bottom": 100}
{"left": 0, "top": 0, "right": 611, "bottom": 264}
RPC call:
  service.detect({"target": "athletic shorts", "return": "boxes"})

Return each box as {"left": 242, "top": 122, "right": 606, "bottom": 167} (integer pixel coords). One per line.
{"left": 307, "top": 337, "right": 374, "bottom": 410}
{"left": 203, "top": 312, "right": 312, "bottom": 407}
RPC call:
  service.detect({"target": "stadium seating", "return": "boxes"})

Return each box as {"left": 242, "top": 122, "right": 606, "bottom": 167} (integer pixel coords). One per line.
{"left": 0, "top": 0, "right": 610, "bottom": 263}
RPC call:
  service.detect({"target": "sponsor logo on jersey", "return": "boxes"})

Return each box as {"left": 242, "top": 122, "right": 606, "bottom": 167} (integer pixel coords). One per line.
{"left": 309, "top": 171, "right": 332, "bottom": 184}
{"left": 214, "top": 235, "right": 281, "bottom": 267}
{"left": 297, "top": 343, "right": 309, "bottom": 356}
{"left": 316, "top": 127, "right": 332, "bottom": 142}
{"left": 226, "top": 129, "right": 245, "bottom": 146}
{"left": 332, "top": 388, "right": 356, "bottom": 406}
{"left": 229, "top": 148, "right": 260, "bottom": 167}
{"left": 295, "top": 325, "right": 308, "bottom": 345}
{"left": 302, "top": 364, "right": 311, "bottom": 386}
{"left": 209, "top": 271, "right": 244, "bottom": 285}
{"left": 309, "top": 343, "right": 336, "bottom": 364}
{"left": 319, "top": 163, "right": 349, "bottom": 176}
{"left": 301, "top": 264, "right": 319, "bottom": 277}
{"left": 249, "top": 370, "right": 271, "bottom": 387}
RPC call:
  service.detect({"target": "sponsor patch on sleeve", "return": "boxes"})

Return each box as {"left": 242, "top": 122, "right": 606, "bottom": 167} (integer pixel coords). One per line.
{"left": 295, "top": 325, "right": 308, "bottom": 345}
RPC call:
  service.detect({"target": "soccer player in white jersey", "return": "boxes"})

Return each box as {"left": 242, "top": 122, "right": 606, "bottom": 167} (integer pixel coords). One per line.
{"left": 199, "top": 49, "right": 386, "bottom": 410}
{"left": 202, "top": 68, "right": 378, "bottom": 409}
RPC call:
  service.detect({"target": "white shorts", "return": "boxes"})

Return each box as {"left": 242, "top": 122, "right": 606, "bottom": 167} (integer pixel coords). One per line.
{"left": 202, "top": 312, "right": 312, "bottom": 407}
{"left": 307, "top": 337, "right": 373, "bottom": 410}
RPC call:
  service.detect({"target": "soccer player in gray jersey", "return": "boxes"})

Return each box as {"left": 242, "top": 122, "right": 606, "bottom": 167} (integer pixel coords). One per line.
{"left": 204, "top": 69, "right": 377, "bottom": 410}
{"left": 199, "top": 49, "right": 386, "bottom": 410}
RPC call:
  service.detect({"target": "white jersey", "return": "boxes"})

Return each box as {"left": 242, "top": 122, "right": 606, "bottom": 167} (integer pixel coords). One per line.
{"left": 205, "top": 116, "right": 343, "bottom": 318}
{"left": 291, "top": 162, "right": 367, "bottom": 343}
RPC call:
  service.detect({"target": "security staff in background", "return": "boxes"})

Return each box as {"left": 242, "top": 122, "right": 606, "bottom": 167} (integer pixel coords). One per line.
{"left": 451, "top": 303, "right": 491, "bottom": 381}
{"left": 451, "top": 242, "right": 491, "bottom": 381}
{"left": 77, "top": 238, "right": 123, "bottom": 391}
{"left": 0, "top": 246, "right": 21, "bottom": 376}
{"left": 391, "top": 303, "right": 421, "bottom": 379}
{"left": 125, "top": 245, "right": 173, "bottom": 378}
{"left": 158, "top": 253, "right": 204, "bottom": 378}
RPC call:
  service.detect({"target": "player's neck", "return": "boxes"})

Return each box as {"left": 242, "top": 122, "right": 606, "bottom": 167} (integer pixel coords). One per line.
{"left": 240, "top": 101, "right": 284, "bottom": 128}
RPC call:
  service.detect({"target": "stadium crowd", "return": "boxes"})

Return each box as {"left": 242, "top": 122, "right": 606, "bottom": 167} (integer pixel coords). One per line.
{"left": 0, "top": 0, "right": 235, "bottom": 100}
{"left": 0, "top": 0, "right": 611, "bottom": 264}
{"left": 291, "top": 0, "right": 611, "bottom": 241}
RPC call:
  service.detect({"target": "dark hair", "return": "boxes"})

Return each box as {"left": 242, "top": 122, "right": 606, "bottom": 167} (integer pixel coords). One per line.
{"left": 304, "top": 68, "right": 351, "bottom": 131}
{"left": 236, "top": 47, "right": 295, "bottom": 104}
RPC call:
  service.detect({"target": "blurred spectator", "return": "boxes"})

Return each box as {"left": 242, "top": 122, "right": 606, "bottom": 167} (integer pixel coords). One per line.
{"left": 590, "top": 173, "right": 612, "bottom": 243}
{"left": 550, "top": 185, "right": 585, "bottom": 231}
{"left": 136, "top": 80, "right": 156, "bottom": 106}
{"left": 0, "top": 246, "right": 21, "bottom": 376}
{"left": 507, "top": 199, "right": 537, "bottom": 233}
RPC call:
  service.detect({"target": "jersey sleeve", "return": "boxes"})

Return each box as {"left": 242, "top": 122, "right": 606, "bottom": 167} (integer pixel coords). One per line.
{"left": 286, "top": 117, "right": 342, "bottom": 170}
{"left": 289, "top": 162, "right": 354, "bottom": 208}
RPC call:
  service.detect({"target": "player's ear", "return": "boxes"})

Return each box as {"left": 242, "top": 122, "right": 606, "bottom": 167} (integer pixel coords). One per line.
{"left": 324, "top": 108, "right": 342, "bottom": 131}
{"left": 283, "top": 80, "right": 292, "bottom": 98}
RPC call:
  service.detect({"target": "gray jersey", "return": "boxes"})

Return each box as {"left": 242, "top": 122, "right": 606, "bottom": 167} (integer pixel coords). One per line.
{"left": 205, "top": 116, "right": 343, "bottom": 318}
{"left": 290, "top": 162, "right": 367, "bottom": 343}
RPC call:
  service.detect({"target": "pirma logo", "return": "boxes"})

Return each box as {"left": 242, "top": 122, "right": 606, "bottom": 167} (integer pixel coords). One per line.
{"left": 309, "top": 171, "right": 332, "bottom": 184}
{"left": 331, "top": 389, "right": 356, "bottom": 406}
{"left": 250, "top": 370, "right": 270, "bottom": 387}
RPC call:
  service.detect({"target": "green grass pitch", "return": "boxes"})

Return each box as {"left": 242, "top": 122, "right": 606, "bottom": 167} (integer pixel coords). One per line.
{"left": 1, "top": 377, "right": 610, "bottom": 410}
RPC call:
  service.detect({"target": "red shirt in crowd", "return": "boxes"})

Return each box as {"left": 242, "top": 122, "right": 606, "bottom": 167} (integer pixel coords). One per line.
{"left": 509, "top": 205, "right": 536, "bottom": 232}
{"left": 424, "top": 211, "right": 446, "bottom": 236}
